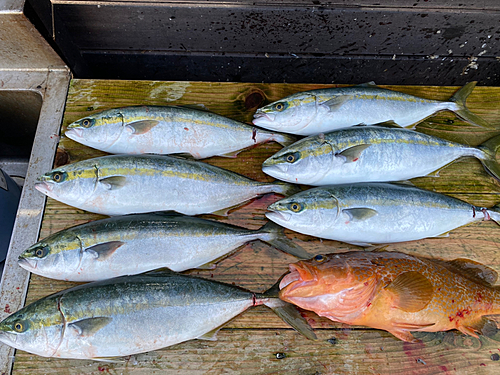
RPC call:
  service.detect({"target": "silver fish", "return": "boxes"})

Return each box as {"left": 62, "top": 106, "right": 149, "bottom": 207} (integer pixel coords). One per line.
{"left": 34, "top": 154, "right": 298, "bottom": 216}
{"left": 266, "top": 183, "right": 500, "bottom": 246}
{"left": 0, "top": 272, "right": 316, "bottom": 359}
{"left": 253, "top": 82, "right": 489, "bottom": 135}
{"left": 262, "top": 126, "right": 500, "bottom": 185}
{"left": 65, "top": 105, "right": 295, "bottom": 158}
{"left": 18, "top": 213, "right": 309, "bottom": 282}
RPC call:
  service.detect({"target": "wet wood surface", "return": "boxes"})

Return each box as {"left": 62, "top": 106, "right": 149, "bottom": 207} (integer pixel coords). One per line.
{"left": 11, "top": 79, "right": 500, "bottom": 374}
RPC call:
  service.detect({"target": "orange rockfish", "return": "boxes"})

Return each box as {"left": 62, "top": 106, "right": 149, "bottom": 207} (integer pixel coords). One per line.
{"left": 279, "top": 251, "right": 500, "bottom": 342}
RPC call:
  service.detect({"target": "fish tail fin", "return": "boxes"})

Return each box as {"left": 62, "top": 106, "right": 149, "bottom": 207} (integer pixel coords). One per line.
{"left": 269, "top": 181, "right": 301, "bottom": 196}
{"left": 257, "top": 276, "right": 317, "bottom": 340}
{"left": 449, "top": 82, "right": 491, "bottom": 128}
{"left": 477, "top": 134, "right": 500, "bottom": 182}
{"left": 487, "top": 204, "right": 500, "bottom": 225}
{"left": 271, "top": 132, "right": 298, "bottom": 147}
{"left": 257, "top": 221, "right": 309, "bottom": 259}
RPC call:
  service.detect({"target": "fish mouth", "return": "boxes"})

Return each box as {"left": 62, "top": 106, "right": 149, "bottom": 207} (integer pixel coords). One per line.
{"left": 253, "top": 112, "right": 276, "bottom": 123}
{"left": 34, "top": 180, "right": 53, "bottom": 194}
{"left": 18, "top": 257, "right": 37, "bottom": 271}
{"left": 279, "top": 263, "right": 316, "bottom": 295}
{"left": 65, "top": 128, "right": 84, "bottom": 140}
{"left": 265, "top": 210, "right": 292, "bottom": 223}
{"left": 280, "top": 265, "right": 301, "bottom": 289}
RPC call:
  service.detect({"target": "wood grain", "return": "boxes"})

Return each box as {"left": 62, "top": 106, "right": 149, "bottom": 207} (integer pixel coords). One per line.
{"left": 11, "top": 79, "right": 500, "bottom": 374}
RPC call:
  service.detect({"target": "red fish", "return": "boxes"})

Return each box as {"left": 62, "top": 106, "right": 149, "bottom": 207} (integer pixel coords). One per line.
{"left": 279, "top": 251, "right": 500, "bottom": 342}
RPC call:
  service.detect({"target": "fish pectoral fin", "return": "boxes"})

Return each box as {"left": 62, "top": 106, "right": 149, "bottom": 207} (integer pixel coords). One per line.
{"left": 85, "top": 241, "right": 125, "bottom": 261}
{"left": 197, "top": 327, "right": 222, "bottom": 341}
{"left": 125, "top": 120, "right": 159, "bottom": 135}
{"left": 385, "top": 271, "right": 434, "bottom": 313}
{"left": 68, "top": 317, "right": 113, "bottom": 337}
{"left": 338, "top": 144, "right": 371, "bottom": 163}
{"left": 445, "top": 258, "right": 498, "bottom": 286}
{"left": 462, "top": 317, "right": 498, "bottom": 337}
{"left": 342, "top": 207, "right": 378, "bottom": 222}
{"left": 99, "top": 176, "right": 127, "bottom": 190}
{"left": 320, "top": 95, "right": 353, "bottom": 112}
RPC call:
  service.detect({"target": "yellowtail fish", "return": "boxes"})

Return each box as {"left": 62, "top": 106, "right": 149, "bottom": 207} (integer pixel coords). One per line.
{"left": 65, "top": 106, "right": 295, "bottom": 158}
{"left": 34, "top": 154, "right": 298, "bottom": 216}
{"left": 253, "top": 82, "right": 489, "bottom": 135}
{"left": 266, "top": 183, "right": 500, "bottom": 246}
{"left": 0, "top": 272, "right": 316, "bottom": 359}
{"left": 19, "top": 213, "right": 308, "bottom": 282}
{"left": 280, "top": 251, "right": 500, "bottom": 342}
{"left": 262, "top": 126, "right": 500, "bottom": 185}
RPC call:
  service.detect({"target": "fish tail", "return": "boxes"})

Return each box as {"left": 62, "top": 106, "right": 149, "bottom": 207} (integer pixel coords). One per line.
{"left": 271, "top": 132, "right": 298, "bottom": 147}
{"left": 256, "top": 221, "right": 309, "bottom": 259}
{"left": 449, "top": 82, "right": 491, "bottom": 128}
{"left": 269, "top": 181, "right": 301, "bottom": 196}
{"left": 487, "top": 204, "right": 500, "bottom": 225}
{"left": 477, "top": 134, "right": 500, "bottom": 182}
{"left": 257, "top": 276, "right": 317, "bottom": 340}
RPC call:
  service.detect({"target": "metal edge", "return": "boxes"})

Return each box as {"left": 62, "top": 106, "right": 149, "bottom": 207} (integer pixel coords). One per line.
{"left": 0, "top": 67, "right": 70, "bottom": 375}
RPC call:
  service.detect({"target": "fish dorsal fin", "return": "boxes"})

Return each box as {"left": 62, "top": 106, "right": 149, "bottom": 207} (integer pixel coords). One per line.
{"left": 342, "top": 207, "right": 378, "bottom": 222}
{"left": 356, "top": 81, "right": 377, "bottom": 88}
{"left": 385, "top": 271, "right": 434, "bottom": 313}
{"left": 447, "top": 258, "right": 498, "bottom": 285}
{"left": 337, "top": 144, "right": 371, "bottom": 163}
{"left": 372, "top": 120, "right": 400, "bottom": 128}
{"left": 85, "top": 241, "right": 124, "bottom": 261}
{"left": 176, "top": 103, "right": 211, "bottom": 112}
{"left": 99, "top": 176, "right": 127, "bottom": 190}
{"left": 320, "top": 95, "right": 353, "bottom": 111}
{"left": 68, "top": 317, "right": 113, "bottom": 337}
{"left": 125, "top": 120, "right": 159, "bottom": 135}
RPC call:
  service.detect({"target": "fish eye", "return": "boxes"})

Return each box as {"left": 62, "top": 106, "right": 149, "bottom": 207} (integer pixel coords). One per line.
{"left": 314, "top": 254, "right": 326, "bottom": 262}
{"left": 81, "top": 118, "right": 93, "bottom": 128}
{"left": 274, "top": 102, "right": 288, "bottom": 112}
{"left": 13, "top": 321, "right": 27, "bottom": 333}
{"left": 289, "top": 202, "right": 302, "bottom": 212}
{"left": 285, "top": 152, "right": 300, "bottom": 163}
{"left": 52, "top": 172, "right": 66, "bottom": 183}
{"left": 35, "top": 246, "right": 49, "bottom": 258}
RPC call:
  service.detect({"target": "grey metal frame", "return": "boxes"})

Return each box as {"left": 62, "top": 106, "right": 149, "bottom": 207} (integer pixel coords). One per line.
{"left": 0, "top": 3, "right": 70, "bottom": 373}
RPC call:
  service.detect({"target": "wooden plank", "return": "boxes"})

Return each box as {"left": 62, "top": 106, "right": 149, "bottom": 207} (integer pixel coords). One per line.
{"left": 10, "top": 79, "right": 500, "bottom": 374}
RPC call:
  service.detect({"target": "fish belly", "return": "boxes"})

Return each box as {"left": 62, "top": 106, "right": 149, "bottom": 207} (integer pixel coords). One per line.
{"left": 55, "top": 299, "right": 251, "bottom": 359}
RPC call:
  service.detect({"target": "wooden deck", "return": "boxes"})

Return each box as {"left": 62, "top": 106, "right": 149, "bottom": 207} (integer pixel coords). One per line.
{"left": 11, "top": 80, "right": 500, "bottom": 374}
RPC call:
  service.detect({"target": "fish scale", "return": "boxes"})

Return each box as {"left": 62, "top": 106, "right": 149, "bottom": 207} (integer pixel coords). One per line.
{"left": 65, "top": 105, "right": 296, "bottom": 158}
{"left": 253, "top": 82, "right": 490, "bottom": 135}
{"left": 279, "top": 251, "right": 500, "bottom": 342}
{"left": 34, "top": 154, "right": 298, "bottom": 216}
{"left": 0, "top": 272, "right": 316, "bottom": 359}
{"left": 266, "top": 182, "right": 500, "bottom": 246}
{"left": 262, "top": 125, "right": 500, "bottom": 185}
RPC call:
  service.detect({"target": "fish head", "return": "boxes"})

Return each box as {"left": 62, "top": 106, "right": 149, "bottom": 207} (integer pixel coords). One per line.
{"left": 253, "top": 93, "right": 319, "bottom": 134}
{"left": 0, "top": 295, "right": 64, "bottom": 357}
{"left": 19, "top": 231, "right": 82, "bottom": 279}
{"left": 34, "top": 160, "right": 98, "bottom": 207}
{"left": 262, "top": 135, "right": 339, "bottom": 184}
{"left": 65, "top": 108, "right": 124, "bottom": 149}
{"left": 266, "top": 187, "right": 340, "bottom": 233}
{"left": 279, "top": 253, "right": 377, "bottom": 314}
